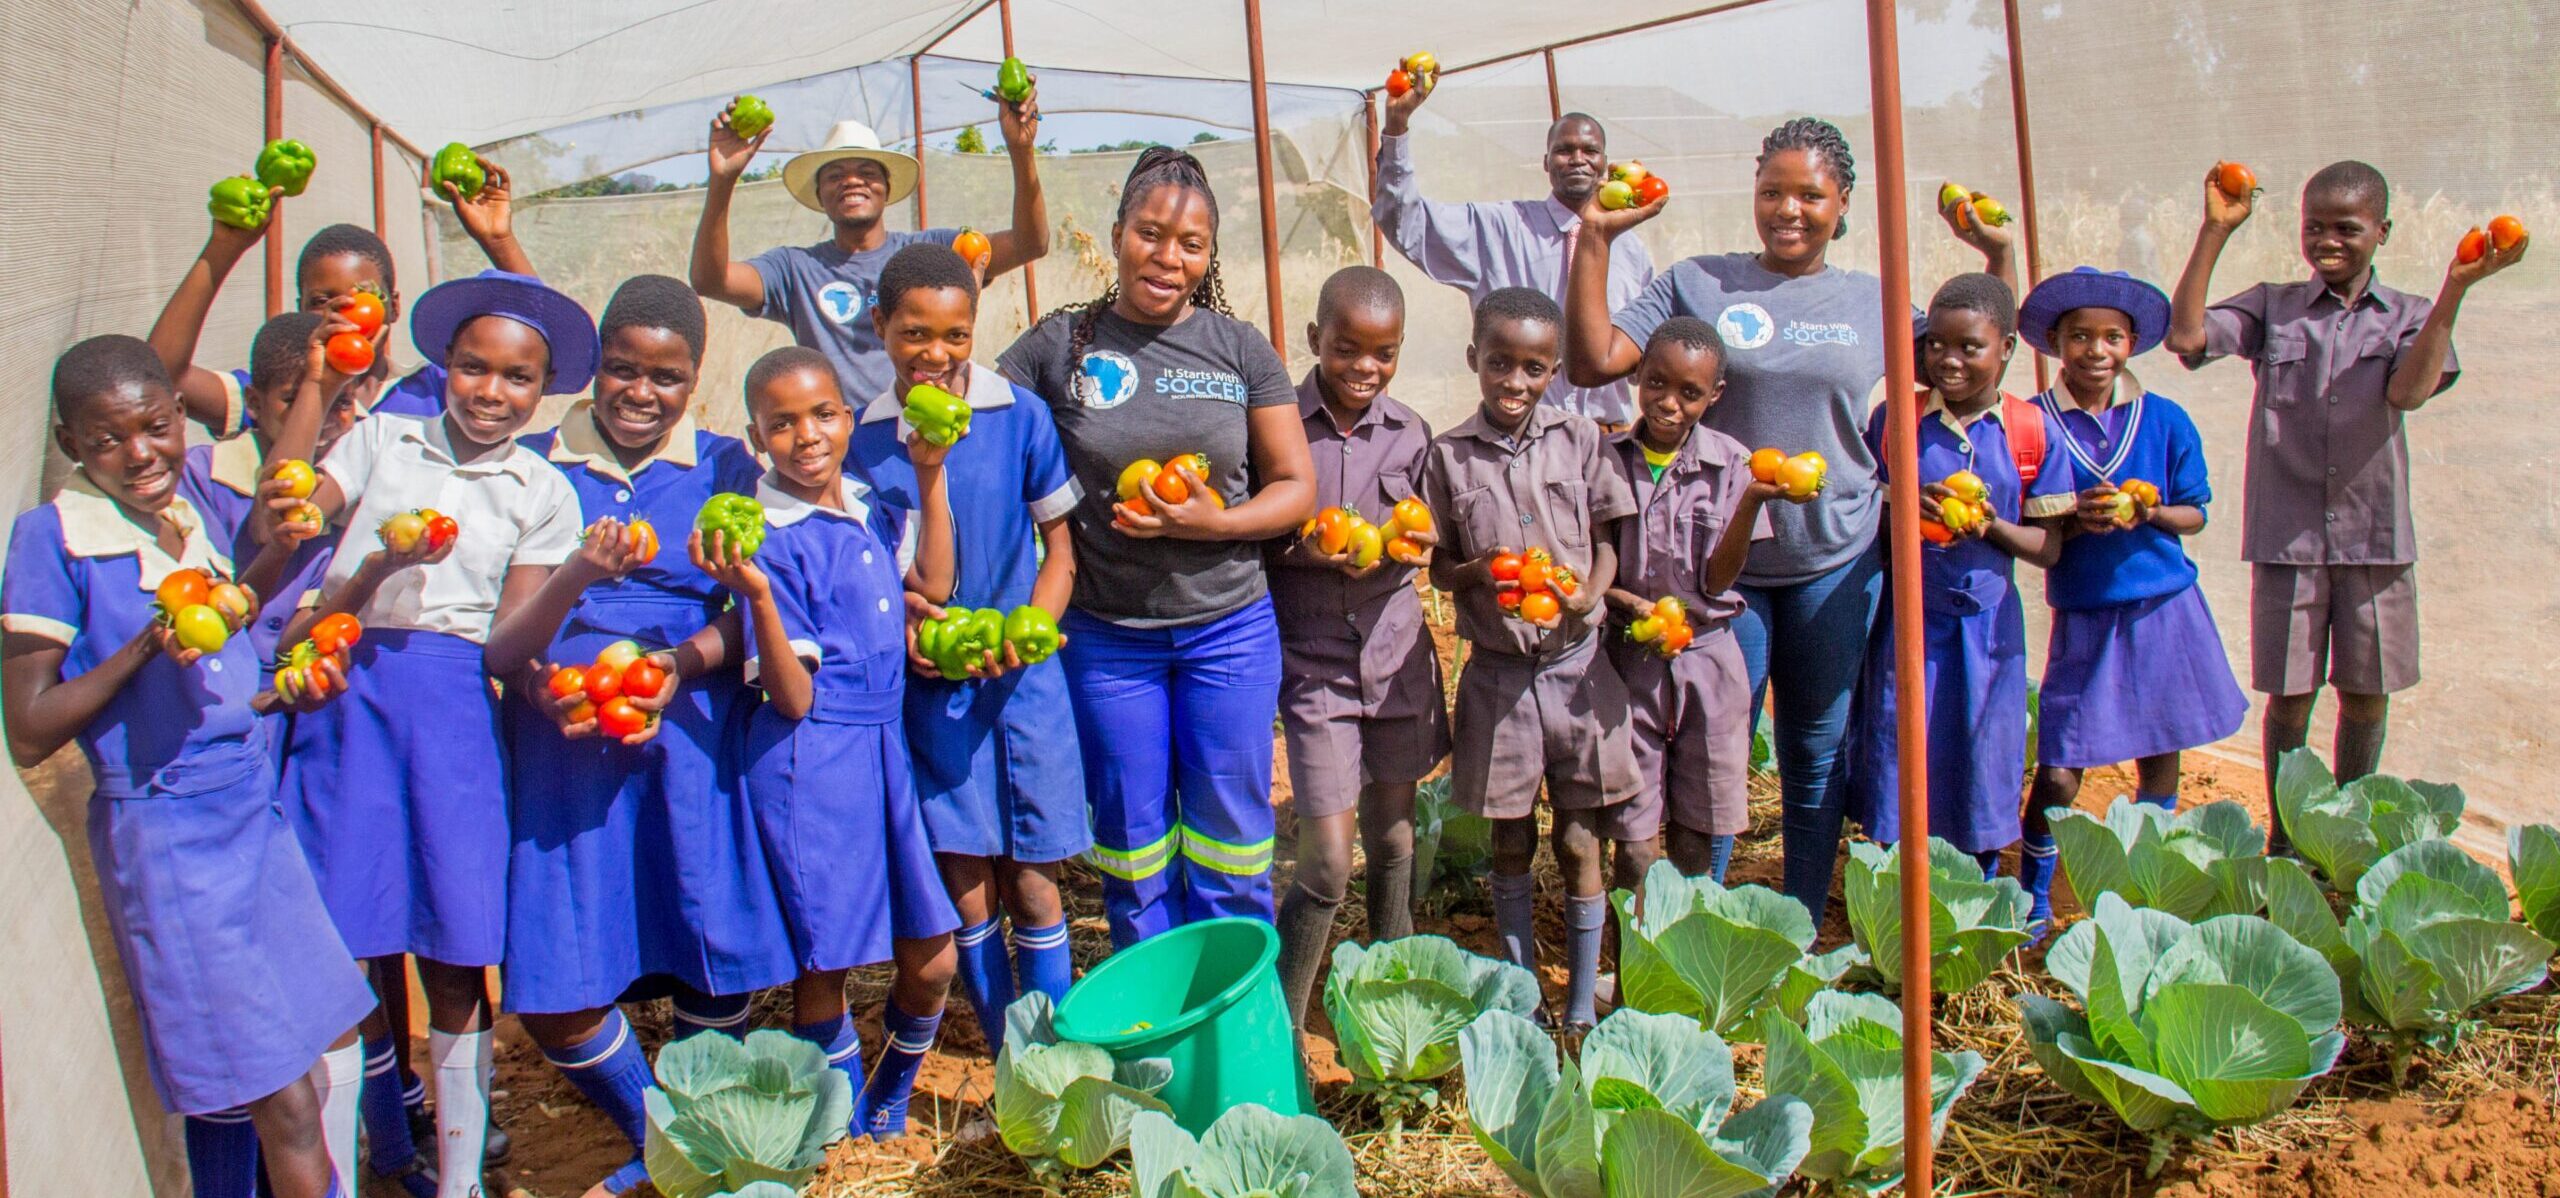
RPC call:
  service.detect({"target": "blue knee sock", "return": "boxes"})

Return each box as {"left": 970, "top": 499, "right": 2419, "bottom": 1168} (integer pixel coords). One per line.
{"left": 1562, "top": 894, "right": 1609, "bottom": 1029}
{"left": 1490, "top": 871, "right": 1538, "bottom": 976}
{"left": 2019, "top": 833, "right": 2059, "bottom": 926}
{"left": 952, "top": 917, "right": 1018, "bottom": 1052}
{"left": 1973, "top": 848, "right": 2003, "bottom": 879}
{"left": 1013, "top": 919, "right": 1075, "bottom": 1005}
{"left": 185, "top": 1109, "right": 260, "bottom": 1198}
{"left": 359, "top": 1035, "right": 422, "bottom": 1175}
{"left": 2136, "top": 791, "right": 2178, "bottom": 812}
{"left": 1706, "top": 834, "right": 1736, "bottom": 884}
{"left": 669, "top": 990, "right": 752, "bottom": 1041}
{"left": 540, "top": 1009, "right": 653, "bottom": 1190}
{"left": 792, "top": 1014, "right": 865, "bottom": 1135}
{"left": 859, "top": 1002, "right": 942, "bottom": 1139}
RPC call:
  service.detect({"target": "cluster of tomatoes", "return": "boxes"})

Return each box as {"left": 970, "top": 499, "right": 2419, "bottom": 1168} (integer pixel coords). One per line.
{"left": 1748, "top": 448, "right": 1829, "bottom": 500}
{"left": 1597, "top": 161, "right": 1670, "bottom": 211}
{"left": 1936, "top": 181, "right": 2013, "bottom": 227}
{"left": 1112, "top": 453, "right": 1223, "bottom": 527}
{"left": 1303, "top": 496, "right": 1433, "bottom": 569}
{"left": 274, "top": 613, "right": 363, "bottom": 702}
{"left": 1384, "top": 51, "right": 1438, "bottom": 98}
{"left": 153, "top": 568, "right": 254, "bottom": 655}
{"left": 1491, "top": 547, "right": 1579, "bottom": 626}
{"left": 1921, "top": 469, "right": 1992, "bottom": 544}
{"left": 1626, "top": 595, "right": 1695, "bottom": 657}
{"left": 269, "top": 458, "right": 326, "bottom": 533}
{"left": 326, "top": 287, "right": 387, "bottom": 375}
{"left": 2457, "top": 215, "right": 2529, "bottom": 265}
{"left": 2101, "top": 479, "right": 2161, "bottom": 527}
{"left": 378, "top": 507, "right": 459, "bottom": 555}
{"left": 544, "top": 639, "right": 669, "bottom": 740}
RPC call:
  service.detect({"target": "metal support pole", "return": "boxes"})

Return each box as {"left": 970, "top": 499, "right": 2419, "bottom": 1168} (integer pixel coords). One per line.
{"left": 371, "top": 123, "right": 388, "bottom": 236}
{"left": 1242, "top": 0, "right": 1288, "bottom": 360}
{"left": 911, "top": 55, "right": 929, "bottom": 227}
{"left": 264, "top": 36, "right": 285, "bottom": 316}
{"left": 1862, "top": 1, "right": 1935, "bottom": 1192}
{"left": 1363, "top": 94, "right": 1383, "bottom": 268}
{"left": 1543, "top": 47, "right": 1562, "bottom": 121}
{"left": 1000, "top": 0, "right": 1039, "bottom": 322}
{"left": 2001, "top": 0, "right": 2049, "bottom": 389}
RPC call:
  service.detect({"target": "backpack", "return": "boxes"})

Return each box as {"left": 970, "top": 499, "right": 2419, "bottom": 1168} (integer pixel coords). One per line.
{"left": 1910, "top": 388, "right": 2045, "bottom": 485}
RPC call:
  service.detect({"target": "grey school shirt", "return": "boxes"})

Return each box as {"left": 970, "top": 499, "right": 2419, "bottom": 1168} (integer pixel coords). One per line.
{"left": 1613, "top": 253, "right": 1907, "bottom": 585}
{"left": 999, "top": 306, "right": 1297, "bottom": 627}
{"left": 748, "top": 229, "right": 953, "bottom": 403}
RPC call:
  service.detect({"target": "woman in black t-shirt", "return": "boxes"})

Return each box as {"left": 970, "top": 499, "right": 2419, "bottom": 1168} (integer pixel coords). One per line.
{"left": 997, "top": 147, "right": 1314, "bottom": 949}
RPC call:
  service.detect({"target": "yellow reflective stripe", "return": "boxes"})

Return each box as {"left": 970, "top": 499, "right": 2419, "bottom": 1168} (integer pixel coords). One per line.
{"left": 1086, "top": 832, "right": 1176, "bottom": 881}
{"left": 1176, "top": 826, "right": 1275, "bottom": 877}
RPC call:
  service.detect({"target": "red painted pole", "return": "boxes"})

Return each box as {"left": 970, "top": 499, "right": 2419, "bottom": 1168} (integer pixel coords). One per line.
{"left": 1543, "top": 47, "right": 1561, "bottom": 121}
{"left": 1242, "top": 0, "right": 1288, "bottom": 360}
{"left": 1863, "top": 0, "right": 1935, "bottom": 1192}
{"left": 371, "top": 123, "right": 388, "bottom": 236}
{"left": 2001, "top": 0, "right": 2050, "bottom": 389}
{"left": 264, "top": 36, "right": 285, "bottom": 317}
{"left": 911, "top": 55, "right": 929, "bottom": 228}
{"left": 1363, "top": 94, "right": 1383, "bottom": 268}
{"left": 1000, "top": 0, "right": 1039, "bottom": 323}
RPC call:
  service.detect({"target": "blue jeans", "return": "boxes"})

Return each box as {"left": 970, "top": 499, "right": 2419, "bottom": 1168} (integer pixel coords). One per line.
{"left": 1061, "top": 599, "right": 1283, "bottom": 948}
{"left": 1733, "top": 544, "right": 1884, "bottom": 922}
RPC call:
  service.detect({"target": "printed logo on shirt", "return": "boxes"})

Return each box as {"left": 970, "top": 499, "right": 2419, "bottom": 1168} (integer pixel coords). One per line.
{"left": 1717, "top": 303, "right": 1775, "bottom": 350}
{"left": 1782, "top": 321, "right": 1861, "bottom": 347}
{"left": 1155, "top": 368, "right": 1248, "bottom": 405}
{"left": 818, "top": 281, "right": 866, "bottom": 325}
{"left": 1076, "top": 351, "right": 1140, "bottom": 408}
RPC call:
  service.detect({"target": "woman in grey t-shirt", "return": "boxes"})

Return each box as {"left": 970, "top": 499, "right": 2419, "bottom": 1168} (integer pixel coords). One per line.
{"left": 997, "top": 147, "right": 1315, "bottom": 949}
{"left": 1561, "top": 117, "right": 2012, "bottom": 920}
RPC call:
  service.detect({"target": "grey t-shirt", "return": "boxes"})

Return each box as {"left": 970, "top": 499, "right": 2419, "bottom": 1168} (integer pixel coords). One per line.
{"left": 999, "top": 306, "right": 1297, "bottom": 627}
{"left": 1613, "top": 253, "right": 1908, "bottom": 585}
{"left": 749, "top": 230, "right": 951, "bottom": 403}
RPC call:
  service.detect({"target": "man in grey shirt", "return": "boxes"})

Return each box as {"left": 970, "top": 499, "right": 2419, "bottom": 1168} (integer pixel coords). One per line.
{"left": 1372, "top": 79, "right": 1654, "bottom": 427}
{"left": 691, "top": 94, "right": 1051, "bottom": 402}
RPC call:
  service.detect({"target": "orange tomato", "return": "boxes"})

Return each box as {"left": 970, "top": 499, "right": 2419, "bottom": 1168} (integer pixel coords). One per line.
{"left": 341, "top": 290, "right": 386, "bottom": 337}
{"left": 1312, "top": 507, "right": 1352, "bottom": 555}
{"left": 1516, "top": 557, "right": 1551, "bottom": 595}
{"left": 1385, "top": 534, "right": 1427, "bottom": 565}
{"left": 1150, "top": 464, "right": 1191, "bottom": 505}
{"left": 1658, "top": 622, "right": 1694, "bottom": 655}
{"left": 2489, "top": 214, "right": 2527, "bottom": 252}
{"left": 155, "top": 568, "right": 212, "bottom": 614}
{"left": 1385, "top": 68, "right": 1413, "bottom": 98}
{"left": 311, "top": 613, "right": 364, "bottom": 655}
{"left": 2120, "top": 479, "right": 2161, "bottom": 509}
{"left": 1518, "top": 591, "right": 1561, "bottom": 625}
{"left": 566, "top": 699, "right": 597, "bottom": 725}
{"left": 2212, "top": 160, "right": 2256, "bottom": 200}
{"left": 952, "top": 228, "right": 993, "bottom": 270}
{"left": 624, "top": 518, "right": 660, "bottom": 564}
{"left": 1390, "top": 496, "right": 1433, "bottom": 535}
{"left": 325, "top": 331, "right": 375, "bottom": 375}
{"left": 1551, "top": 565, "right": 1579, "bottom": 598}
{"left": 1749, "top": 448, "right": 1786, "bottom": 484}
{"left": 2457, "top": 227, "right": 2488, "bottom": 265}
{"left": 547, "top": 665, "right": 587, "bottom": 701}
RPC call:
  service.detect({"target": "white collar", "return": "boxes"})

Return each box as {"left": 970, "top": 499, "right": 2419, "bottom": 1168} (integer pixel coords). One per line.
{"left": 2050, "top": 366, "right": 2146, "bottom": 412}
{"left": 394, "top": 413, "right": 540, "bottom": 482}
{"left": 54, "top": 470, "right": 232, "bottom": 587}
{"left": 859, "top": 361, "right": 1018, "bottom": 428}
{"left": 207, "top": 433, "right": 265, "bottom": 497}
{"left": 755, "top": 469, "right": 872, "bottom": 527}
{"left": 546, "top": 400, "right": 701, "bottom": 483}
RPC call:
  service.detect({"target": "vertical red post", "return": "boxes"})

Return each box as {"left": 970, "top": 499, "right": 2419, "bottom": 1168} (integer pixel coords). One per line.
{"left": 910, "top": 55, "right": 930, "bottom": 228}
{"left": 1363, "top": 93, "right": 1383, "bottom": 267}
{"left": 1242, "top": 0, "right": 1288, "bottom": 360}
{"left": 264, "top": 36, "right": 285, "bottom": 316}
{"left": 371, "top": 123, "right": 388, "bottom": 236}
{"left": 1862, "top": 0, "right": 1935, "bottom": 1192}
{"left": 1543, "top": 47, "right": 1562, "bottom": 121}
{"left": 999, "top": 0, "right": 1039, "bottom": 322}
{"left": 2001, "top": 0, "right": 2049, "bottom": 389}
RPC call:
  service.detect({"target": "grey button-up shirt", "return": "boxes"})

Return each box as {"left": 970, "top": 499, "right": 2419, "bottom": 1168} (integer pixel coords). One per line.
{"left": 1422, "top": 405, "right": 1638, "bottom": 657}
{"left": 1267, "top": 373, "right": 1436, "bottom": 648}
{"left": 2180, "top": 273, "right": 2457, "bottom": 565}
{"left": 1606, "top": 425, "right": 1770, "bottom": 627}
{"left": 1372, "top": 132, "right": 1654, "bottom": 424}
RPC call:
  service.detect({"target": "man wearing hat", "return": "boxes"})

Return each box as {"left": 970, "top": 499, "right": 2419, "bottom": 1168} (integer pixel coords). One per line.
{"left": 690, "top": 88, "right": 1049, "bottom": 402}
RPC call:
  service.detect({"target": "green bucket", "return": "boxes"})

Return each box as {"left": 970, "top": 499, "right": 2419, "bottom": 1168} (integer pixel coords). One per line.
{"left": 1051, "top": 917, "right": 1307, "bottom": 1132}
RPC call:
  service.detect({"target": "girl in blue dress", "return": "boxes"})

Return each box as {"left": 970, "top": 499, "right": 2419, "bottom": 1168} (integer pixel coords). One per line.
{"left": 1847, "top": 274, "right": 2078, "bottom": 872}
{"left": 263, "top": 270, "right": 598, "bottom": 1198}
{"left": 4, "top": 336, "right": 375, "bottom": 1198}
{"left": 850, "top": 245, "right": 1087, "bottom": 1052}
{"left": 696, "top": 346, "right": 962, "bottom": 1139}
{"left": 484, "top": 275, "right": 796, "bottom": 1195}
{"left": 2016, "top": 268, "right": 2249, "bottom": 925}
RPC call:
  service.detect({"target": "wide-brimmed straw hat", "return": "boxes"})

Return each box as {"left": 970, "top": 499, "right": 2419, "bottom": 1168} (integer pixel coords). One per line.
{"left": 2020, "top": 266, "right": 2172, "bottom": 358}
{"left": 782, "top": 120, "right": 920, "bottom": 213}
{"left": 409, "top": 269, "right": 599, "bottom": 394}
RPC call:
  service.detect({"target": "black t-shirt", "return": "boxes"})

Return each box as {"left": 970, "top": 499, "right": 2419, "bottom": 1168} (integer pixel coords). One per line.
{"left": 998, "top": 305, "right": 1295, "bottom": 627}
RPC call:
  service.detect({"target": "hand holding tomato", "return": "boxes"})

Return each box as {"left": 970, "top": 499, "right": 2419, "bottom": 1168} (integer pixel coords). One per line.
{"left": 2200, "top": 162, "right": 2254, "bottom": 231}
{"left": 574, "top": 516, "right": 645, "bottom": 581}
{"left": 263, "top": 653, "right": 348, "bottom": 715}
{"left": 1937, "top": 192, "right": 2014, "bottom": 257}
{"left": 537, "top": 664, "right": 602, "bottom": 738}
{"left": 1577, "top": 187, "right": 1664, "bottom": 243}
{"left": 257, "top": 472, "right": 329, "bottom": 545}
{"left": 690, "top": 528, "right": 770, "bottom": 601}
{"left": 1917, "top": 482, "right": 1987, "bottom": 541}
{"left": 1122, "top": 461, "right": 1226, "bottom": 542}
{"left": 2075, "top": 485, "right": 2134, "bottom": 534}
{"left": 2448, "top": 216, "right": 2529, "bottom": 288}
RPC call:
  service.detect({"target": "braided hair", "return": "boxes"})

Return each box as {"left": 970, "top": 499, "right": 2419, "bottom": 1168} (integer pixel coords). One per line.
{"left": 1045, "top": 146, "right": 1238, "bottom": 372}
{"left": 1756, "top": 117, "right": 1858, "bottom": 239}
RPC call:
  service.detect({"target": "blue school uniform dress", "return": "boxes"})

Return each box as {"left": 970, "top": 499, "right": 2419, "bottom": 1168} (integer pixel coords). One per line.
{"left": 1847, "top": 393, "right": 2079, "bottom": 853}
{"left": 739, "top": 473, "right": 961, "bottom": 971}
{"left": 178, "top": 434, "right": 338, "bottom": 677}
{"left": 2, "top": 476, "right": 372, "bottom": 1114}
{"left": 2033, "top": 380, "right": 2248, "bottom": 767}
{"left": 277, "top": 412, "right": 586, "bottom": 966}
{"left": 851, "top": 365, "right": 1090, "bottom": 865}
{"left": 500, "top": 406, "right": 796, "bottom": 1014}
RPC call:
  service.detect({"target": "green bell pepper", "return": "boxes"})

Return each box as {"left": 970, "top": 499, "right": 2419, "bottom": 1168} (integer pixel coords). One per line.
{"left": 923, "top": 606, "right": 1007, "bottom": 678}
{"left": 996, "top": 57, "right": 1035, "bottom": 104}
{"left": 728, "top": 94, "right": 775, "bottom": 140}
{"left": 255, "top": 138, "right": 316, "bottom": 196}
{"left": 1003, "top": 605, "right": 1061, "bottom": 665}
{"left": 902, "top": 383, "right": 972, "bottom": 447}
{"left": 693, "top": 492, "right": 768, "bottom": 558}
{"left": 208, "top": 175, "right": 272, "bottom": 231}
{"left": 431, "top": 142, "right": 486, "bottom": 202}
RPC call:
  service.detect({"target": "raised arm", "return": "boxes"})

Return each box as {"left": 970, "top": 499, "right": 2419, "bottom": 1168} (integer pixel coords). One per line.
{"left": 483, "top": 517, "right": 640, "bottom": 675}
{"left": 1564, "top": 201, "right": 1662, "bottom": 388}
{"left": 2387, "top": 231, "right": 2524, "bottom": 411}
{"left": 149, "top": 213, "right": 275, "bottom": 432}
{"left": 443, "top": 155, "right": 536, "bottom": 276}
{"left": 1370, "top": 81, "right": 1487, "bottom": 293}
{"left": 2165, "top": 165, "right": 2255, "bottom": 358}
{"left": 981, "top": 88, "right": 1051, "bottom": 278}
{"left": 690, "top": 104, "right": 773, "bottom": 310}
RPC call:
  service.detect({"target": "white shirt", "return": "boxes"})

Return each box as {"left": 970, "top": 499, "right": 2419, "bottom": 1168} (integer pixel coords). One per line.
{"left": 318, "top": 412, "right": 583, "bottom": 641}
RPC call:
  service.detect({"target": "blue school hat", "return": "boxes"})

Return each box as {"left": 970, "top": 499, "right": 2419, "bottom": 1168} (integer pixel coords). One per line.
{"left": 2019, "top": 267, "right": 2171, "bottom": 359}
{"left": 409, "top": 269, "right": 600, "bottom": 394}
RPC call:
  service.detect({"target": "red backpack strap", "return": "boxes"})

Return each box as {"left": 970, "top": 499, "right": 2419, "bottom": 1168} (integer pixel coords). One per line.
{"left": 2002, "top": 390, "right": 2045, "bottom": 485}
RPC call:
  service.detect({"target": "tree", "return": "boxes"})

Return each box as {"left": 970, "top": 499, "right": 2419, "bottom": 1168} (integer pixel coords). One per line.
{"left": 954, "top": 125, "right": 993, "bottom": 154}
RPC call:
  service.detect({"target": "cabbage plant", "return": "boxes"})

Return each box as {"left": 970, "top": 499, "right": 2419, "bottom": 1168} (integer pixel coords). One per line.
{"left": 1844, "top": 839, "right": 2032, "bottom": 996}
{"left": 2048, "top": 797, "right": 2269, "bottom": 920}
{"left": 2271, "top": 749, "right": 2463, "bottom": 892}
{"left": 2018, "top": 894, "right": 2344, "bottom": 1173}
{"left": 1413, "top": 774, "right": 1492, "bottom": 898}
{"left": 1613, "top": 860, "right": 1857, "bottom": 1039}
{"left": 1321, "top": 935, "right": 1538, "bottom": 1141}
{"left": 2264, "top": 843, "right": 2553, "bottom": 1081}
{"left": 643, "top": 1028, "right": 852, "bottom": 1198}
{"left": 1759, "top": 992, "right": 1984, "bottom": 1195}
{"left": 2508, "top": 823, "right": 2560, "bottom": 943}
{"left": 991, "top": 992, "right": 1173, "bottom": 1182}
{"left": 1458, "top": 1006, "right": 1811, "bottom": 1197}
{"left": 1127, "top": 1104, "right": 1357, "bottom": 1198}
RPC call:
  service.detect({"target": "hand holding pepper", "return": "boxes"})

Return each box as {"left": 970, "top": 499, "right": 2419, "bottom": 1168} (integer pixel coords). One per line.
{"left": 709, "top": 103, "right": 769, "bottom": 182}
{"left": 446, "top": 157, "right": 515, "bottom": 249}
{"left": 995, "top": 77, "right": 1041, "bottom": 152}
{"left": 903, "top": 592, "right": 949, "bottom": 679}
{"left": 690, "top": 528, "right": 769, "bottom": 601}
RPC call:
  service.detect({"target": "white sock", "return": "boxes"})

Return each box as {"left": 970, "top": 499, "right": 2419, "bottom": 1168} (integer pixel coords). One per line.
{"left": 429, "top": 1028, "right": 493, "bottom": 1198}
{"left": 312, "top": 1040, "right": 365, "bottom": 1190}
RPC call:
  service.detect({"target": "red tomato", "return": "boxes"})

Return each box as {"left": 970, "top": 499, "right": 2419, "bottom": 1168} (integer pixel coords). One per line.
{"left": 1634, "top": 175, "right": 1670, "bottom": 206}
{"left": 1489, "top": 552, "right": 1524, "bottom": 582}
{"left": 155, "top": 568, "right": 212, "bottom": 614}
{"left": 1495, "top": 588, "right": 1523, "bottom": 611}
{"left": 311, "top": 613, "right": 364, "bottom": 655}
{"left": 2457, "top": 227, "right": 2488, "bottom": 265}
{"left": 325, "top": 331, "right": 375, "bottom": 375}
{"left": 424, "top": 514, "right": 460, "bottom": 552}
{"left": 547, "top": 665, "right": 586, "bottom": 701}
{"left": 1920, "top": 519, "right": 1955, "bottom": 545}
{"left": 1385, "top": 68, "right": 1412, "bottom": 98}
{"left": 596, "top": 697, "right": 649, "bottom": 738}
{"left": 341, "top": 291, "right": 387, "bottom": 337}
{"left": 584, "top": 664, "right": 624, "bottom": 704}
{"left": 2211, "top": 160, "right": 2256, "bottom": 200}
{"left": 622, "top": 658, "right": 669, "bottom": 702}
